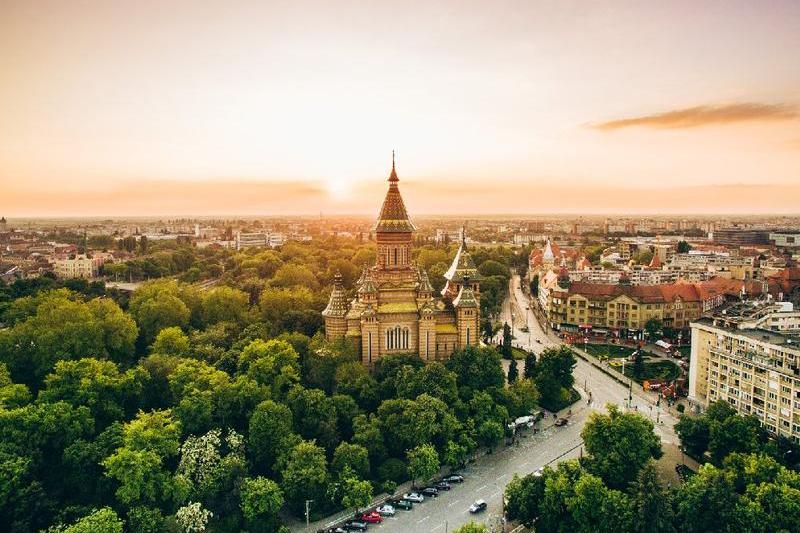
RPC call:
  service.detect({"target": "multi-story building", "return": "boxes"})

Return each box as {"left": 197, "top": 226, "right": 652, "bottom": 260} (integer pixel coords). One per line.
{"left": 544, "top": 277, "right": 753, "bottom": 336}
{"left": 689, "top": 301, "right": 800, "bottom": 442}
{"left": 713, "top": 228, "right": 771, "bottom": 246}
{"left": 235, "top": 232, "right": 269, "bottom": 250}
{"left": 323, "top": 158, "right": 480, "bottom": 365}
{"left": 52, "top": 254, "right": 97, "bottom": 279}
{"left": 770, "top": 232, "right": 800, "bottom": 248}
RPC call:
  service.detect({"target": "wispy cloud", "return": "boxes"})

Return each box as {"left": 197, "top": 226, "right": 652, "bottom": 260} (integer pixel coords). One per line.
{"left": 591, "top": 103, "right": 797, "bottom": 131}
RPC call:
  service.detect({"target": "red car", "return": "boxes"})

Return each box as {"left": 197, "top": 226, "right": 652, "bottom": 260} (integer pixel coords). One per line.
{"left": 361, "top": 512, "right": 382, "bottom": 524}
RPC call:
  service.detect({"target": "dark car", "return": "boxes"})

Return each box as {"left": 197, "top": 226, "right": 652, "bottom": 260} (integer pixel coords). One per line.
{"left": 554, "top": 417, "right": 568, "bottom": 426}
{"left": 421, "top": 487, "right": 439, "bottom": 497}
{"left": 390, "top": 498, "right": 413, "bottom": 510}
{"left": 443, "top": 474, "right": 464, "bottom": 483}
{"left": 343, "top": 521, "right": 368, "bottom": 531}
{"left": 435, "top": 481, "right": 451, "bottom": 491}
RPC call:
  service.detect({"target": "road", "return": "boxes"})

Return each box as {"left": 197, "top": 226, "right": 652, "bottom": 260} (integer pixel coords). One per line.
{"left": 303, "top": 275, "right": 682, "bottom": 533}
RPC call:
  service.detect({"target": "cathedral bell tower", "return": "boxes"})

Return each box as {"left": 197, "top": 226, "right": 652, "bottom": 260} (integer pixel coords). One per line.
{"left": 373, "top": 151, "right": 416, "bottom": 270}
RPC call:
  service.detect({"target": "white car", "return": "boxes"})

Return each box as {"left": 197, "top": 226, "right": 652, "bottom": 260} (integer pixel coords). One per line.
{"left": 376, "top": 504, "right": 395, "bottom": 516}
{"left": 469, "top": 500, "right": 488, "bottom": 513}
{"left": 403, "top": 492, "right": 424, "bottom": 503}
{"left": 533, "top": 467, "right": 544, "bottom": 477}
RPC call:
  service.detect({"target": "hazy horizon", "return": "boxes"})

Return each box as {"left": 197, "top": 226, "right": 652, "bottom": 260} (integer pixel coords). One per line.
{"left": 2, "top": 0, "right": 799, "bottom": 216}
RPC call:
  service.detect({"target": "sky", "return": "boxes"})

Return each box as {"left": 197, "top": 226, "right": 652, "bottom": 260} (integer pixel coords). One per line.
{"left": 1, "top": 0, "right": 799, "bottom": 217}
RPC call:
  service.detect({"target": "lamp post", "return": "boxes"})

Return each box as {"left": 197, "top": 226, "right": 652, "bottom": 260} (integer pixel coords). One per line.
{"left": 305, "top": 499, "right": 313, "bottom": 527}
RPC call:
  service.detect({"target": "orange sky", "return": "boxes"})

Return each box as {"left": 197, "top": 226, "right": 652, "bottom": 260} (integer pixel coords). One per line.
{"left": 1, "top": 1, "right": 799, "bottom": 216}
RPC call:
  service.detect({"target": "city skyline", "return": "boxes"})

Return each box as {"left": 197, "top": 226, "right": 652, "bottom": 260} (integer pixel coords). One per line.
{"left": 2, "top": 0, "right": 800, "bottom": 216}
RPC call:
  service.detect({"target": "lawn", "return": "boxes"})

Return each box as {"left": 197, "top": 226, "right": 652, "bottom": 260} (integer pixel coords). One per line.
{"left": 582, "top": 343, "right": 645, "bottom": 360}
{"left": 621, "top": 360, "right": 682, "bottom": 384}
{"left": 511, "top": 346, "right": 532, "bottom": 360}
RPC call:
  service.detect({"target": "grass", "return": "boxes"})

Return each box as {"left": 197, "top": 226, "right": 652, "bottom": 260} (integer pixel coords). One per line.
{"left": 510, "top": 346, "right": 531, "bottom": 360}
{"left": 582, "top": 343, "right": 646, "bottom": 360}
{"left": 621, "top": 360, "right": 682, "bottom": 384}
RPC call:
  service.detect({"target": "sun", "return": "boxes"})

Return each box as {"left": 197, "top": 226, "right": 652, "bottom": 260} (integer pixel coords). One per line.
{"left": 327, "top": 176, "right": 351, "bottom": 200}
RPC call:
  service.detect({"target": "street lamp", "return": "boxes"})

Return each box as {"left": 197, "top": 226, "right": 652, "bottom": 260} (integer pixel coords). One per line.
{"left": 305, "top": 499, "right": 314, "bottom": 527}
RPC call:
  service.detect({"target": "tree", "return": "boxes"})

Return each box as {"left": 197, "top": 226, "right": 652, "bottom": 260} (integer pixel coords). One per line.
{"left": 240, "top": 477, "right": 283, "bottom": 530}
{"left": 280, "top": 440, "right": 329, "bottom": 515}
{"left": 709, "top": 414, "right": 759, "bottom": 465}
{"left": 406, "top": 443, "right": 439, "bottom": 486}
{"left": 644, "top": 318, "right": 662, "bottom": 341}
{"left": 396, "top": 362, "right": 459, "bottom": 405}
{"left": 534, "top": 346, "right": 576, "bottom": 409}
{"left": 502, "top": 322, "right": 513, "bottom": 360}
{"left": 200, "top": 286, "right": 251, "bottom": 327}
{"left": 674, "top": 463, "right": 741, "bottom": 533}
{"left": 339, "top": 473, "right": 373, "bottom": 514}
{"left": 175, "top": 501, "right": 213, "bottom": 533}
{"left": 506, "top": 378, "right": 540, "bottom": 418}
{"left": 286, "top": 386, "right": 339, "bottom": 451}
{"left": 151, "top": 326, "right": 190, "bottom": 357}
{"left": 508, "top": 357, "right": 519, "bottom": 384}
{"left": 442, "top": 440, "right": 468, "bottom": 471}
{"left": 630, "top": 461, "right": 674, "bottom": 533}
{"left": 633, "top": 349, "right": 644, "bottom": 379}
{"left": 523, "top": 353, "right": 537, "bottom": 380}
{"left": 39, "top": 357, "right": 141, "bottom": 428}
{"left": 530, "top": 274, "right": 539, "bottom": 297}
{"left": 581, "top": 404, "right": 662, "bottom": 490}
{"left": 477, "top": 420, "right": 505, "bottom": 450}
{"left": 675, "top": 415, "right": 710, "bottom": 459}
{"left": 505, "top": 472, "right": 546, "bottom": 528}
{"left": 58, "top": 507, "right": 124, "bottom": 533}
{"left": 445, "top": 345, "right": 505, "bottom": 398}
{"left": 248, "top": 400, "right": 295, "bottom": 473}
{"left": 332, "top": 442, "right": 370, "bottom": 480}
{"left": 677, "top": 240, "right": 691, "bottom": 254}
{"left": 568, "top": 473, "right": 633, "bottom": 533}
{"left": 453, "top": 523, "right": 487, "bottom": 533}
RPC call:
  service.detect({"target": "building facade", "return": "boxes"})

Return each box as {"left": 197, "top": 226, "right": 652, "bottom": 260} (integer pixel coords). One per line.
{"left": 323, "top": 158, "right": 481, "bottom": 365}
{"left": 689, "top": 301, "right": 800, "bottom": 442}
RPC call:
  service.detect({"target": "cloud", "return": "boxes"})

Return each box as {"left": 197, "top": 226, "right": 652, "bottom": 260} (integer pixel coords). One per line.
{"left": 591, "top": 103, "right": 797, "bottom": 131}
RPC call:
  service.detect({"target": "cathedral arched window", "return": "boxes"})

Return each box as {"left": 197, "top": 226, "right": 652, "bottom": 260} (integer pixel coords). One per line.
{"left": 466, "top": 327, "right": 471, "bottom": 345}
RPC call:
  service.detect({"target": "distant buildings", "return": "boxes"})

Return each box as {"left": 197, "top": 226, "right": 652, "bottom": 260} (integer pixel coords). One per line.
{"left": 234, "top": 231, "right": 285, "bottom": 250}
{"left": 713, "top": 228, "right": 771, "bottom": 246}
{"left": 770, "top": 232, "right": 800, "bottom": 248}
{"left": 689, "top": 300, "right": 800, "bottom": 442}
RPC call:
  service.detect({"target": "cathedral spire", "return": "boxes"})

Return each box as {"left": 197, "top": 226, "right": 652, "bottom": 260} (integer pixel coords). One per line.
{"left": 373, "top": 153, "right": 415, "bottom": 232}
{"left": 389, "top": 150, "right": 398, "bottom": 183}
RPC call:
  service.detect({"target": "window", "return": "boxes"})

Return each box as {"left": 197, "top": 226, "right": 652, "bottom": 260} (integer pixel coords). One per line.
{"left": 466, "top": 327, "right": 470, "bottom": 345}
{"left": 393, "top": 248, "right": 398, "bottom": 265}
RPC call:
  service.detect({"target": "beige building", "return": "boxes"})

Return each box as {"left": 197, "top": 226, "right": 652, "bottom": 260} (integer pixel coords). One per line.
{"left": 323, "top": 157, "right": 481, "bottom": 365}
{"left": 52, "top": 254, "right": 98, "bottom": 279}
{"left": 689, "top": 301, "right": 800, "bottom": 442}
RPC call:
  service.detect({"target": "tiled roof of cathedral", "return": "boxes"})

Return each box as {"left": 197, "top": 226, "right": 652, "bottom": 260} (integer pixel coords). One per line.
{"left": 322, "top": 272, "right": 348, "bottom": 317}
{"left": 418, "top": 268, "right": 434, "bottom": 293}
{"left": 358, "top": 270, "right": 378, "bottom": 294}
{"left": 373, "top": 153, "right": 417, "bottom": 233}
{"left": 444, "top": 232, "right": 482, "bottom": 282}
{"left": 453, "top": 282, "right": 479, "bottom": 308}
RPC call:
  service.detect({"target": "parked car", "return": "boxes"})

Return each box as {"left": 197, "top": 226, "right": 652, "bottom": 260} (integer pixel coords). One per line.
{"left": 532, "top": 467, "right": 544, "bottom": 477}
{"left": 390, "top": 498, "right": 413, "bottom": 510}
{"left": 469, "top": 500, "right": 488, "bottom": 514}
{"left": 376, "top": 504, "right": 395, "bottom": 516}
{"left": 361, "top": 512, "right": 382, "bottom": 524}
{"left": 555, "top": 417, "right": 568, "bottom": 426}
{"left": 343, "top": 521, "right": 368, "bottom": 531}
{"left": 435, "top": 481, "right": 451, "bottom": 491}
{"left": 443, "top": 474, "right": 464, "bottom": 483}
{"left": 421, "top": 487, "right": 439, "bottom": 497}
{"left": 403, "top": 492, "right": 424, "bottom": 503}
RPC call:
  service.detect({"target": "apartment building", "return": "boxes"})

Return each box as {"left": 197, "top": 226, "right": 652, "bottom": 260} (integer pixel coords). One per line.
{"left": 52, "top": 254, "right": 97, "bottom": 279}
{"left": 544, "top": 277, "right": 749, "bottom": 335}
{"left": 689, "top": 301, "right": 800, "bottom": 442}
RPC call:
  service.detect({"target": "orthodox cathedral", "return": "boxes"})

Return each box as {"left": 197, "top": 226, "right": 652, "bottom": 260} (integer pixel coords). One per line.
{"left": 323, "top": 157, "right": 481, "bottom": 365}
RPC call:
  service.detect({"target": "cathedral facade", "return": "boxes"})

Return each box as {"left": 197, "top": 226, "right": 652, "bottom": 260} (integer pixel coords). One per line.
{"left": 323, "top": 158, "right": 481, "bottom": 365}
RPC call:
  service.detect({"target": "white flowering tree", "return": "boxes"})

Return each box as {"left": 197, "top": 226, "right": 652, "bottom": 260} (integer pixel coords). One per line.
{"left": 175, "top": 502, "right": 212, "bottom": 533}
{"left": 177, "top": 428, "right": 246, "bottom": 500}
